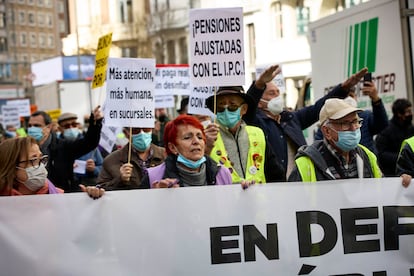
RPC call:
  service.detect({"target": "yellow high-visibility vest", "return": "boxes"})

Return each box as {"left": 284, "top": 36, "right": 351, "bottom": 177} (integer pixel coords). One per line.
{"left": 210, "top": 126, "right": 266, "bottom": 184}
{"left": 295, "top": 144, "right": 382, "bottom": 182}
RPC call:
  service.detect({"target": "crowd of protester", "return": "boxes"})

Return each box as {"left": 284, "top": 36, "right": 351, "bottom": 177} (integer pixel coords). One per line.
{"left": 0, "top": 64, "right": 411, "bottom": 199}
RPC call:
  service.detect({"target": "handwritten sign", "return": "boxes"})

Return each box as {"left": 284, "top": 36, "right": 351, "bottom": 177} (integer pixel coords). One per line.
{"left": 103, "top": 58, "right": 155, "bottom": 128}
{"left": 189, "top": 7, "right": 245, "bottom": 86}
{"left": 92, "top": 33, "right": 112, "bottom": 89}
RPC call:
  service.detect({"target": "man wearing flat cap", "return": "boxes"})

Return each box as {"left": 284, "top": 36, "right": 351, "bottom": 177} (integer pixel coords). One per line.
{"left": 27, "top": 106, "right": 103, "bottom": 192}
{"left": 205, "top": 86, "right": 285, "bottom": 184}
{"left": 288, "top": 98, "right": 382, "bottom": 182}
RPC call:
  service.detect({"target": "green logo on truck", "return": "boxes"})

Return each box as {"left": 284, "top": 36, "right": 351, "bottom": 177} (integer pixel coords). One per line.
{"left": 346, "top": 17, "right": 378, "bottom": 76}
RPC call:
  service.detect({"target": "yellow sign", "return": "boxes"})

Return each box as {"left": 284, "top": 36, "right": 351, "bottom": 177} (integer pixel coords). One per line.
{"left": 92, "top": 33, "right": 112, "bottom": 89}
{"left": 46, "top": 109, "right": 61, "bottom": 121}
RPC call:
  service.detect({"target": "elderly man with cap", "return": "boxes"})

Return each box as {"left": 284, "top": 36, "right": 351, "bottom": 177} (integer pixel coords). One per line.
{"left": 205, "top": 86, "right": 285, "bottom": 184}
{"left": 58, "top": 112, "right": 104, "bottom": 187}
{"left": 27, "top": 106, "right": 103, "bottom": 192}
{"left": 288, "top": 98, "right": 382, "bottom": 182}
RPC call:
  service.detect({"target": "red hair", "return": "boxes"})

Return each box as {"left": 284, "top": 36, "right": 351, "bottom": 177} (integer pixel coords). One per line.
{"left": 163, "top": 114, "right": 206, "bottom": 155}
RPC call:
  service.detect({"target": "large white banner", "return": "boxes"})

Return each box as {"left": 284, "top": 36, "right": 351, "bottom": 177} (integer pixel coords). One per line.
{"left": 104, "top": 58, "right": 155, "bottom": 127}
{"left": 0, "top": 178, "right": 413, "bottom": 275}
{"left": 189, "top": 7, "right": 245, "bottom": 86}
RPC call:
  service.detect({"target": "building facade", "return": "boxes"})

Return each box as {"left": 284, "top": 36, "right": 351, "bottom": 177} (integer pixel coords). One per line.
{"left": 0, "top": 0, "right": 68, "bottom": 98}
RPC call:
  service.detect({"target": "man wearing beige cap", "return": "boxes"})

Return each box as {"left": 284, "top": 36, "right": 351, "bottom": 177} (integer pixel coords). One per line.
{"left": 288, "top": 98, "right": 382, "bottom": 182}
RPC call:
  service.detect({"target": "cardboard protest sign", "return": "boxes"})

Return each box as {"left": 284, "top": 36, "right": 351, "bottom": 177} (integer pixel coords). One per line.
{"left": 92, "top": 33, "right": 112, "bottom": 89}
{"left": 189, "top": 7, "right": 245, "bottom": 86}
{"left": 103, "top": 58, "right": 155, "bottom": 128}
{"left": 155, "top": 64, "right": 190, "bottom": 96}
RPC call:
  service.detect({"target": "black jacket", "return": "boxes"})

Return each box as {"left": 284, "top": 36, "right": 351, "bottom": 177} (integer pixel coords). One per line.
{"left": 45, "top": 114, "right": 102, "bottom": 192}
{"left": 375, "top": 117, "right": 414, "bottom": 176}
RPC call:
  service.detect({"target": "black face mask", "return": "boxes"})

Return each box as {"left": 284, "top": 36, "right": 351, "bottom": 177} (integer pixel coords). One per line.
{"left": 403, "top": 115, "right": 413, "bottom": 126}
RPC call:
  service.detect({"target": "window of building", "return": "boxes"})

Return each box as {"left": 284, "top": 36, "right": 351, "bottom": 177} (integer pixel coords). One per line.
{"left": 9, "top": 32, "right": 15, "bottom": 46}
{"left": 119, "top": 0, "right": 133, "bottom": 23}
{"left": 21, "top": 54, "right": 28, "bottom": 62}
{"left": 31, "top": 54, "right": 38, "bottom": 62}
{"left": 47, "top": 34, "right": 54, "bottom": 48}
{"left": 39, "top": 33, "right": 45, "bottom": 47}
{"left": 28, "top": 12, "right": 35, "bottom": 25}
{"left": 27, "top": 0, "right": 34, "bottom": 4}
{"left": 179, "top": 37, "right": 188, "bottom": 64}
{"left": 30, "top": 32, "right": 37, "bottom": 47}
{"left": 45, "top": 0, "right": 52, "bottom": 7}
{"left": 57, "top": 1, "right": 64, "bottom": 13}
{"left": 121, "top": 47, "right": 137, "bottom": 57}
{"left": 38, "top": 0, "right": 44, "bottom": 7}
{"left": 247, "top": 23, "right": 256, "bottom": 65}
{"left": 18, "top": 10, "right": 25, "bottom": 25}
{"left": 271, "top": 1, "right": 283, "bottom": 39}
{"left": 59, "top": 20, "right": 65, "bottom": 33}
{"left": 20, "top": 32, "right": 27, "bottom": 46}
{"left": 18, "top": 0, "right": 25, "bottom": 4}
{"left": 0, "top": 12, "right": 6, "bottom": 28}
{"left": 296, "top": 5, "right": 310, "bottom": 35}
{"left": 0, "top": 37, "right": 8, "bottom": 52}
{"left": 167, "top": 40, "right": 175, "bottom": 64}
{"left": 37, "top": 12, "right": 44, "bottom": 26}
{"left": 0, "top": 64, "right": 12, "bottom": 79}
{"left": 8, "top": 11, "right": 15, "bottom": 24}
{"left": 46, "top": 13, "right": 53, "bottom": 27}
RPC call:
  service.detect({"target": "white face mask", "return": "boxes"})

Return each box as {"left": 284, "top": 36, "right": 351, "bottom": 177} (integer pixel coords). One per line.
{"left": 261, "top": 96, "right": 284, "bottom": 115}
{"left": 23, "top": 163, "right": 48, "bottom": 191}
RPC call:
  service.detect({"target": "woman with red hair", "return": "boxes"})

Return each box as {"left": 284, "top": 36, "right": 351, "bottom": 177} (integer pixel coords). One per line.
{"left": 141, "top": 115, "right": 232, "bottom": 188}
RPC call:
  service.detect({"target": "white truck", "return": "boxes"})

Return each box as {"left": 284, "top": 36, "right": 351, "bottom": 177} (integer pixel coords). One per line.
{"left": 308, "top": 0, "right": 414, "bottom": 115}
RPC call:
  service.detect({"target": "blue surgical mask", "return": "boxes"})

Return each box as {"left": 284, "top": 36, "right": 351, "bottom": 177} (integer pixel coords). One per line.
{"left": 132, "top": 131, "right": 152, "bottom": 152}
{"left": 28, "top": 127, "right": 43, "bottom": 141}
{"left": 177, "top": 154, "right": 206, "bottom": 169}
{"left": 64, "top": 128, "right": 81, "bottom": 141}
{"left": 334, "top": 129, "right": 361, "bottom": 152}
{"left": 216, "top": 108, "right": 241, "bottom": 129}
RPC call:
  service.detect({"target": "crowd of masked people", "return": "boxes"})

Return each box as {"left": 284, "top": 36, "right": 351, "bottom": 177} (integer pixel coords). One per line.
{"left": 0, "top": 64, "right": 412, "bottom": 199}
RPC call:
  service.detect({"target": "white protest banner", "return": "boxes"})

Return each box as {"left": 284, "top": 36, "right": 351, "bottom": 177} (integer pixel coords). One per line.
{"left": 188, "top": 86, "right": 216, "bottom": 117}
{"left": 189, "top": 7, "right": 245, "bottom": 86}
{"left": 0, "top": 178, "right": 412, "bottom": 275}
{"left": 256, "top": 64, "right": 286, "bottom": 93}
{"left": 1, "top": 105, "right": 20, "bottom": 128}
{"left": 155, "top": 64, "right": 190, "bottom": 96}
{"left": 154, "top": 94, "right": 175, "bottom": 109}
{"left": 104, "top": 58, "right": 155, "bottom": 127}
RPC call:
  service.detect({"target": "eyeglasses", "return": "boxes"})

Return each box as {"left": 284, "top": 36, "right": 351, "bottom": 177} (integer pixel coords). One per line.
{"left": 216, "top": 103, "right": 245, "bottom": 113}
{"left": 61, "top": 122, "right": 78, "bottom": 129}
{"left": 17, "top": 155, "right": 48, "bottom": 169}
{"left": 328, "top": 119, "right": 363, "bottom": 131}
{"left": 130, "top": 128, "right": 152, "bottom": 135}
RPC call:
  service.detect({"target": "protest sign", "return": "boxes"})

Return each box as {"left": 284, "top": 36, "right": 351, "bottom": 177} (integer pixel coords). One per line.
{"left": 1, "top": 105, "right": 20, "bottom": 128}
{"left": 103, "top": 58, "right": 155, "bottom": 128}
{"left": 92, "top": 33, "right": 112, "bottom": 89}
{"left": 155, "top": 64, "right": 190, "bottom": 96}
{"left": 188, "top": 86, "right": 216, "bottom": 117}
{"left": 189, "top": 7, "right": 245, "bottom": 86}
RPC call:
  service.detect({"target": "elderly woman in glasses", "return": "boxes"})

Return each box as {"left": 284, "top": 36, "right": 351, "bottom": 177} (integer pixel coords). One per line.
{"left": 0, "top": 137, "right": 104, "bottom": 198}
{"left": 140, "top": 115, "right": 232, "bottom": 188}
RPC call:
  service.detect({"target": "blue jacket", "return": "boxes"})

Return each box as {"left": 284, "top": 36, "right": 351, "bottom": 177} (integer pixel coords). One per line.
{"left": 244, "top": 82, "right": 349, "bottom": 172}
